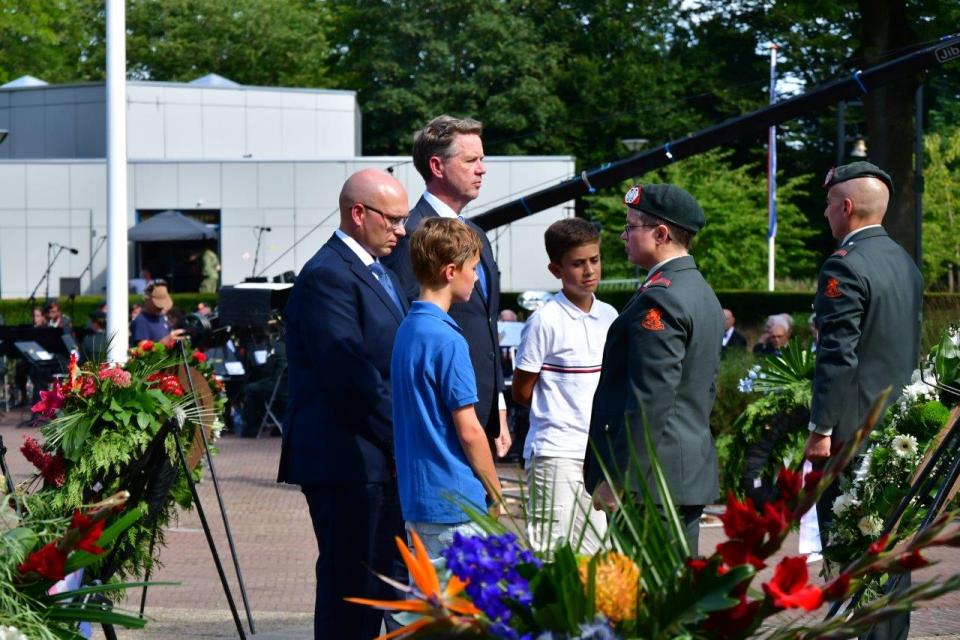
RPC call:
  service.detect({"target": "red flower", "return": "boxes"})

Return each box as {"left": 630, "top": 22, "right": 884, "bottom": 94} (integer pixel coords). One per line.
{"left": 69, "top": 510, "right": 106, "bottom": 555}
{"left": 18, "top": 542, "right": 68, "bottom": 581}
{"left": 79, "top": 376, "right": 97, "bottom": 398}
{"left": 687, "top": 557, "right": 729, "bottom": 578}
{"left": 897, "top": 550, "right": 929, "bottom": 570}
{"left": 193, "top": 351, "right": 207, "bottom": 363}
{"left": 98, "top": 365, "right": 132, "bottom": 387}
{"left": 762, "top": 500, "right": 790, "bottom": 539}
{"left": 823, "top": 573, "right": 851, "bottom": 600}
{"left": 20, "top": 437, "right": 66, "bottom": 487}
{"left": 703, "top": 593, "right": 761, "bottom": 636}
{"left": 804, "top": 470, "right": 823, "bottom": 491}
{"left": 763, "top": 556, "right": 824, "bottom": 611}
{"left": 138, "top": 340, "right": 155, "bottom": 351}
{"left": 720, "top": 492, "right": 765, "bottom": 548}
{"left": 868, "top": 534, "right": 890, "bottom": 555}
{"left": 717, "top": 540, "right": 766, "bottom": 570}
{"left": 31, "top": 380, "right": 66, "bottom": 418}
{"left": 776, "top": 468, "right": 803, "bottom": 502}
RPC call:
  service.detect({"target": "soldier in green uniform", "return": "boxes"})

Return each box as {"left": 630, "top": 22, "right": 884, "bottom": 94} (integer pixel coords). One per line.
{"left": 804, "top": 162, "right": 922, "bottom": 640}
{"left": 584, "top": 183, "right": 723, "bottom": 555}
{"left": 803, "top": 162, "right": 923, "bottom": 483}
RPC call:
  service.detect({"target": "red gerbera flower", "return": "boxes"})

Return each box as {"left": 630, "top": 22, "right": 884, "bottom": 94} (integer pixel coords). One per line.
{"left": 763, "top": 556, "right": 824, "bottom": 611}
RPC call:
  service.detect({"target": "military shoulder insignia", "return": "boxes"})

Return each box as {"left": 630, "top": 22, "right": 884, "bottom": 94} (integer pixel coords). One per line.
{"left": 831, "top": 241, "right": 856, "bottom": 257}
{"left": 624, "top": 185, "right": 642, "bottom": 205}
{"left": 641, "top": 307, "right": 666, "bottom": 331}
{"left": 832, "top": 249, "right": 847, "bottom": 257}
{"left": 823, "top": 277, "right": 842, "bottom": 299}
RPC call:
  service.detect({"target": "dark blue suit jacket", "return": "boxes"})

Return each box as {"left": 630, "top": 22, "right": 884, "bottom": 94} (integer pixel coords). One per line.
{"left": 278, "top": 232, "right": 409, "bottom": 487}
{"left": 382, "top": 195, "right": 504, "bottom": 436}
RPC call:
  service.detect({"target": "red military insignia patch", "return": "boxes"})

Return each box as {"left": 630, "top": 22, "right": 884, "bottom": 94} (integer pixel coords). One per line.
{"left": 822, "top": 167, "right": 836, "bottom": 188}
{"left": 823, "top": 277, "right": 842, "bottom": 298}
{"left": 641, "top": 307, "right": 666, "bottom": 331}
{"left": 624, "top": 185, "right": 642, "bottom": 206}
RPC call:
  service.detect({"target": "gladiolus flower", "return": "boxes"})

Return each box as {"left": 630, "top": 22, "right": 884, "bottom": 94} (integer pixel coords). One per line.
{"left": 776, "top": 468, "right": 803, "bottom": 502}
{"left": 823, "top": 573, "right": 851, "bottom": 600}
{"left": 579, "top": 552, "right": 640, "bottom": 623}
{"left": 897, "top": 550, "right": 929, "bottom": 570}
{"left": 763, "top": 556, "right": 823, "bottom": 611}
{"left": 703, "top": 594, "right": 761, "bottom": 636}
{"left": 69, "top": 510, "right": 106, "bottom": 555}
{"left": 803, "top": 470, "right": 823, "bottom": 491}
{"left": 762, "top": 500, "right": 790, "bottom": 539}
{"left": 193, "top": 351, "right": 207, "bottom": 363}
{"left": 717, "top": 540, "right": 766, "bottom": 570}
{"left": 720, "top": 492, "right": 765, "bottom": 548}
{"left": 18, "top": 542, "right": 68, "bottom": 581}
{"left": 868, "top": 534, "right": 890, "bottom": 555}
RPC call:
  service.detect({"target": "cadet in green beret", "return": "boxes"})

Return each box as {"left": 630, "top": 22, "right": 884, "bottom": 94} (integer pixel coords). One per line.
{"left": 584, "top": 183, "right": 723, "bottom": 555}
{"left": 804, "top": 161, "right": 923, "bottom": 504}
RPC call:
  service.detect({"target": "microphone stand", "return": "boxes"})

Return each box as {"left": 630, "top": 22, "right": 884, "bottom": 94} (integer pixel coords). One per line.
{"left": 27, "top": 244, "right": 67, "bottom": 307}
{"left": 78, "top": 235, "right": 108, "bottom": 291}
{"left": 251, "top": 227, "right": 268, "bottom": 278}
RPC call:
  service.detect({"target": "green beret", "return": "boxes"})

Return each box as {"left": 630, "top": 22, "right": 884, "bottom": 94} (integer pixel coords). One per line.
{"left": 623, "top": 183, "right": 705, "bottom": 233}
{"left": 822, "top": 161, "right": 893, "bottom": 194}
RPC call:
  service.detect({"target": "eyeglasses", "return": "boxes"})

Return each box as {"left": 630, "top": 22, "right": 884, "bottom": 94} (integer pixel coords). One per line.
{"left": 623, "top": 223, "right": 660, "bottom": 235}
{"left": 362, "top": 203, "right": 409, "bottom": 230}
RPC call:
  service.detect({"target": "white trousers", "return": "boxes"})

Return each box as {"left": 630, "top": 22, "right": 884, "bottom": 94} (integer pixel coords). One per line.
{"left": 525, "top": 455, "right": 607, "bottom": 555}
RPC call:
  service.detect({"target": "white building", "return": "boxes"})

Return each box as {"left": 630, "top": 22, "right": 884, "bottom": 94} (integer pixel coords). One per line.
{"left": 0, "top": 75, "right": 574, "bottom": 299}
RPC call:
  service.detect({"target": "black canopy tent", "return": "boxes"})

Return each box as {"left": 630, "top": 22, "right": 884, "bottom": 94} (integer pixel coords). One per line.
{"left": 128, "top": 210, "right": 218, "bottom": 242}
{"left": 130, "top": 210, "right": 219, "bottom": 292}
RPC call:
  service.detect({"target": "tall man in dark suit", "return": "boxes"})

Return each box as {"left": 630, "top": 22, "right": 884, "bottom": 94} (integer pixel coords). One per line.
{"left": 585, "top": 184, "right": 723, "bottom": 555}
{"left": 279, "top": 168, "right": 410, "bottom": 639}
{"left": 803, "top": 162, "right": 922, "bottom": 640}
{"left": 383, "top": 115, "right": 511, "bottom": 455}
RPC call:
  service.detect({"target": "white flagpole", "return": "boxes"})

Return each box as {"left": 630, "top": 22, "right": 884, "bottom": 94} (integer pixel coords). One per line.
{"left": 767, "top": 43, "right": 778, "bottom": 292}
{"left": 106, "top": 0, "right": 129, "bottom": 362}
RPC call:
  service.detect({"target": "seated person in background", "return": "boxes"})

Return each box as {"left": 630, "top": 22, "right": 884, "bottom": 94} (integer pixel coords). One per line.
{"left": 45, "top": 300, "right": 73, "bottom": 335}
{"left": 392, "top": 217, "right": 503, "bottom": 558}
{"left": 196, "top": 302, "right": 212, "bottom": 317}
{"left": 15, "top": 306, "right": 47, "bottom": 404}
{"left": 241, "top": 341, "right": 287, "bottom": 438}
{"left": 130, "top": 280, "right": 184, "bottom": 343}
{"left": 753, "top": 313, "right": 792, "bottom": 356}
{"left": 81, "top": 311, "right": 107, "bottom": 362}
{"left": 499, "top": 309, "right": 518, "bottom": 322}
{"left": 721, "top": 308, "right": 748, "bottom": 352}
{"left": 512, "top": 218, "right": 616, "bottom": 554}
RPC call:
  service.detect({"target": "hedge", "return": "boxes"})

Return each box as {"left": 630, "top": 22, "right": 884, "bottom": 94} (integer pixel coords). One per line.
{"left": 0, "top": 293, "right": 220, "bottom": 326}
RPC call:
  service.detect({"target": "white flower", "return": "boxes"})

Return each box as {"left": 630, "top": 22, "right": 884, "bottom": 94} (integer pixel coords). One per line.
{"left": 211, "top": 417, "right": 225, "bottom": 440}
{"left": 892, "top": 434, "right": 919, "bottom": 458}
{"left": 832, "top": 493, "right": 859, "bottom": 516}
{"left": 0, "top": 625, "right": 28, "bottom": 640}
{"left": 857, "top": 515, "right": 884, "bottom": 537}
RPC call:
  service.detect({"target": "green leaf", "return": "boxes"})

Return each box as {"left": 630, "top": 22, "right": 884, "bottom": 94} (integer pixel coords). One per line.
{"left": 45, "top": 580, "right": 178, "bottom": 601}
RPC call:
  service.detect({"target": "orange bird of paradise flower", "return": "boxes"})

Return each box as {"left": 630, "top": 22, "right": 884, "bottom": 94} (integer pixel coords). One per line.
{"left": 344, "top": 530, "right": 482, "bottom": 639}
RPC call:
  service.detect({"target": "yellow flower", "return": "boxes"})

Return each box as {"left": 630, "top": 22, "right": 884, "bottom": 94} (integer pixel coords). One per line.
{"left": 578, "top": 552, "right": 641, "bottom": 622}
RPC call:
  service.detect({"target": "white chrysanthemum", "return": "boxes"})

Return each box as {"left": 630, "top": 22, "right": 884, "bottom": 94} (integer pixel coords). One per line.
{"left": 858, "top": 514, "right": 884, "bottom": 537}
{"left": 0, "top": 625, "right": 28, "bottom": 640}
{"left": 892, "top": 434, "right": 919, "bottom": 458}
{"left": 832, "top": 492, "right": 859, "bottom": 516}
{"left": 900, "top": 374, "right": 935, "bottom": 406}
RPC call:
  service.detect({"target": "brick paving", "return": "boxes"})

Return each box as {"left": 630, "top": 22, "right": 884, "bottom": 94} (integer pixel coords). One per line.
{"left": 2, "top": 416, "right": 959, "bottom": 638}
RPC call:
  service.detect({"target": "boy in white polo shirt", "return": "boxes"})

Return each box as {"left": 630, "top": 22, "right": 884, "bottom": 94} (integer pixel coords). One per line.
{"left": 512, "top": 218, "right": 617, "bottom": 554}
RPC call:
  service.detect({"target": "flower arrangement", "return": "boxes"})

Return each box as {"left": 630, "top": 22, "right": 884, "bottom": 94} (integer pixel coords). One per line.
{"left": 822, "top": 328, "right": 959, "bottom": 573}
{"left": 15, "top": 339, "right": 225, "bottom": 579}
{"left": 0, "top": 491, "right": 166, "bottom": 639}
{"left": 352, "top": 393, "right": 960, "bottom": 639}
{"left": 716, "top": 341, "right": 814, "bottom": 497}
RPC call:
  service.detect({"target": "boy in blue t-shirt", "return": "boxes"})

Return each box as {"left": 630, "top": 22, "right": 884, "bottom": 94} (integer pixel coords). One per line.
{"left": 391, "top": 217, "right": 503, "bottom": 556}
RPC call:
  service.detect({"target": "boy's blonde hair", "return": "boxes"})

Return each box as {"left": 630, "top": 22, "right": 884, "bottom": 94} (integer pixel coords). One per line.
{"left": 410, "top": 217, "right": 483, "bottom": 288}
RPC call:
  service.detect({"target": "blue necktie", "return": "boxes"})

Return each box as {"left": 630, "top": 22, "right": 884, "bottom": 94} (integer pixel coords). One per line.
{"left": 369, "top": 262, "right": 403, "bottom": 314}
{"left": 458, "top": 215, "right": 488, "bottom": 299}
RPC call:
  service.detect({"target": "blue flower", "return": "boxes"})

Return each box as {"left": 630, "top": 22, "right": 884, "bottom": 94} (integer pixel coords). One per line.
{"left": 442, "top": 532, "right": 540, "bottom": 636}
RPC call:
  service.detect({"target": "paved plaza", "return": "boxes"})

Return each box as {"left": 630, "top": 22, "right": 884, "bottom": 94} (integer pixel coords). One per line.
{"left": 2, "top": 416, "right": 959, "bottom": 639}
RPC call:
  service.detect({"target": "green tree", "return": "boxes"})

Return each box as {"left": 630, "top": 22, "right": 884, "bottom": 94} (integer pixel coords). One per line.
{"left": 0, "top": 0, "right": 93, "bottom": 84}
{"left": 585, "top": 150, "right": 818, "bottom": 289}
{"left": 327, "top": 0, "right": 566, "bottom": 156}
{"left": 922, "top": 128, "right": 960, "bottom": 290}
